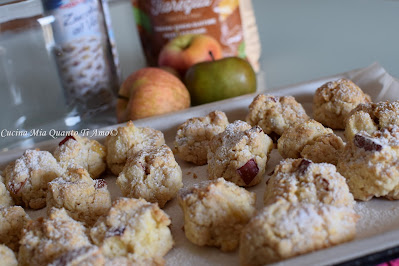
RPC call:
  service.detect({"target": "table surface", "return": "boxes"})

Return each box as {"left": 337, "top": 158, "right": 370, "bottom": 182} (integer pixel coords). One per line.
{"left": 109, "top": 0, "right": 399, "bottom": 89}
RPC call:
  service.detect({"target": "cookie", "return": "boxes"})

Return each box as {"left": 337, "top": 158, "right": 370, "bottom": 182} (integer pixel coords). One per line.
{"left": 174, "top": 110, "right": 229, "bottom": 165}
{"left": 337, "top": 126, "right": 399, "bottom": 201}
{"left": 246, "top": 94, "right": 309, "bottom": 140}
{"left": 4, "top": 149, "right": 64, "bottom": 209}
{"left": 106, "top": 121, "right": 165, "bottom": 175}
{"left": 313, "top": 78, "right": 371, "bottom": 129}
{"left": 178, "top": 178, "right": 256, "bottom": 251}
{"left": 117, "top": 145, "right": 182, "bottom": 208}
{"left": 47, "top": 167, "right": 111, "bottom": 226}
{"left": 0, "top": 206, "right": 29, "bottom": 252}
{"left": 345, "top": 101, "right": 399, "bottom": 141}
{"left": 54, "top": 134, "right": 107, "bottom": 179}
{"left": 0, "top": 244, "right": 17, "bottom": 266}
{"left": 207, "top": 120, "right": 273, "bottom": 187}
{"left": 0, "top": 174, "right": 13, "bottom": 207}
{"left": 239, "top": 201, "right": 358, "bottom": 265}
{"left": 90, "top": 198, "right": 173, "bottom": 263}
{"left": 277, "top": 119, "right": 345, "bottom": 165}
{"left": 48, "top": 246, "right": 105, "bottom": 266}
{"left": 18, "top": 208, "right": 92, "bottom": 266}
{"left": 264, "top": 158, "right": 354, "bottom": 208}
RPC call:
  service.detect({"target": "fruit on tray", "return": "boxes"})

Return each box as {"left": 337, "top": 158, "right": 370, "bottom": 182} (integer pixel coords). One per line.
{"left": 184, "top": 55, "right": 256, "bottom": 105}
{"left": 116, "top": 67, "right": 190, "bottom": 122}
{"left": 158, "top": 34, "right": 223, "bottom": 75}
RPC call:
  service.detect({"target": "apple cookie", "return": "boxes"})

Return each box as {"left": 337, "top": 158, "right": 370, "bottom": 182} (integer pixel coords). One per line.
{"left": 264, "top": 158, "right": 354, "bottom": 208}
{"left": 53, "top": 134, "right": 107, "bottom": 179}
{"left": 0, "top": 244, "right": 18, "bottom": 266}
{"left": 4, "top": 149, "right": 64, "bottom": 209}
{"left": 207, "top": 120, "right": 273, "bottom": 187}
{"left": 277, "top": 119, "right": 345, "bottom": 165}
{"left": 0, "top": 174, "right": 14, "bottom": 207}
{"left": 246, "top": 94, "right": 309, "bottom": 141}
{"left": 313, "top": 78, "right": 371, "bottom": 129}
{"left": 337, "top": 126, "right": 399, "bottom": 201}
{"left": 0, "top": 206, "right": 29, "bottom": 252}
{"left": 117, "top": 144, "right": 182, "bottom": 208}
{"left": 174, "top": 110, "right": 229, "bottom": 165}
{"left": 239, "top": 201, "right": 358, "bottom": 265}
{"left": 90, "top": 198, "right": 173, "bottom": 263}
{"left": 178, "top": 178, "right": 256, "bottom": 251}
{"left": 18, "top": 208, "right": 92, "bottom": 266}
{"left": 345, "top": 101, "right": 399, "bottom": 141}
{"left": 47, "top": 167, "right": 111, "bottom": 226}
{"left": 106, "top": 121, "right": 165, "bottom": 175}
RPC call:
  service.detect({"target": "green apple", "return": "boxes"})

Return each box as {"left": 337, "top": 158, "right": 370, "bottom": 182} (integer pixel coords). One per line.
{"left": 184, "top": 56, "right": 256, "bottom": 105}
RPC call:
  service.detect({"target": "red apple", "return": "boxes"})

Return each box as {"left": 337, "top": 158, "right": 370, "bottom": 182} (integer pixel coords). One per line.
{"left": 116, "top": 68, "right": 190, "bottom": 122}
{"left": 158, "top": 34, "right": 223, "bottom": 75}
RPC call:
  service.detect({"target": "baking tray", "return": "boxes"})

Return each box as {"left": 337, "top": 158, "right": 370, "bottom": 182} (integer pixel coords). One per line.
{"left": 1, "top": 64, "right": 399, "bottom": 266}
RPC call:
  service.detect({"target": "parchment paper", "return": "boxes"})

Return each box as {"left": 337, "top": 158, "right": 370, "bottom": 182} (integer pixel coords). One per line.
{"left": 1, "top": 63, "right": 399, "bottom": 266}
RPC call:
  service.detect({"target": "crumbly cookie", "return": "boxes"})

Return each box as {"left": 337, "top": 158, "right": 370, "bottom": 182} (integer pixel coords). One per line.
{"left": 345, "top": 101, "right": 399, "bottom": 141}
{"left": 48, "top": 246, "right": 105, "bottom": 266}
{"left": 174, "top": 110, "right": 229, "bottom": 165}
{"left": 208, "top": 120, "right": 273, "bottom": 187}
{"left": 313, "top": 78, "right": 371, "bottom": 129}
{"left": 18, "top": 208, "right": 92, "bottom": 266}
{"left": 0, "top": 174, "right": 13, "bottom": 207}
{"left": 4, "top": 149, "right": 64, "bottom": 209}
{"left": 264, "top": 158, "right": 354, "bottom": 208}
{"left": 106, "top": 121, "right": 165, "bottom": 175}
{"left": 47, "top": 167, "right": 111, "bottom": 226}
{"left": 337, "top": 126, "right": 399, "bottom": 201}
{"left": 0, "top": 244, "right": 18, "bottom": 266}
{"left": 90, "top": 198, "right": 173, "bottom": 263}
{"left": 178, "top": 178, "right": 256, "bottom": 251}
{"left": 53, "top": 134, "right": 107, "bottom": 179}
{"left": 246, "top": 94, "right": 309, "bottom": 140}
{"left": 277, "top": 119, "right": 345, "bottom": 165}
{"left": 0, "top": 206, "right": 29, "bottom": 252}
{"left": 239, "top": 201, "right": 358, "bottom": 265}
{"left": 117, "top": 145, "right": 182, "bottom": 208}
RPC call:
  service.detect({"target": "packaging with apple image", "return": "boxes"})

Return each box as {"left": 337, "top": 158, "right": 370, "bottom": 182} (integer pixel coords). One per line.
{"left": 132, "top": 0, "right": 261, "bottom": 72}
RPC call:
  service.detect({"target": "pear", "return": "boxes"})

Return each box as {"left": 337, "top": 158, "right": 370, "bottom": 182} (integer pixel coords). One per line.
{"left": 184, "top": 55, "right": 256, "bottom": 105}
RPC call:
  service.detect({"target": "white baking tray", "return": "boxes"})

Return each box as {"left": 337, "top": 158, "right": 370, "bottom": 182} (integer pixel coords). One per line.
{"left": 1, "top": 63, "right": 399, "bottom": 265}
